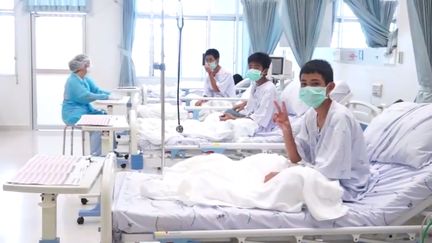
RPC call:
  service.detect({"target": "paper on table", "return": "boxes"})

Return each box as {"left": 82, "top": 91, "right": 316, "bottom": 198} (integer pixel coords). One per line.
{"left": 76, "top": 115, "right": 112, "bottom": 126}
{"left": 8, "top": 155, "right": 88, "bottom": 186}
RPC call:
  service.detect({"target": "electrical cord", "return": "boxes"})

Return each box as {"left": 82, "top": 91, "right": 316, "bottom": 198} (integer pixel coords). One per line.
{"left": 421, "top": 212, "right": 432, "bottom": 243}
{"left": 175, "top": 0, "right": 184, "bottom": 133}
{"left": 422, "top": 220, "right": 432, "bottom": 243}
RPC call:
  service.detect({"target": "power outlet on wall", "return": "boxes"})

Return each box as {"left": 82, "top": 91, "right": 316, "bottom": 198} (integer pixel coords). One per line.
{"left": 372, "top": 83, "right": 383, "bottom": 97}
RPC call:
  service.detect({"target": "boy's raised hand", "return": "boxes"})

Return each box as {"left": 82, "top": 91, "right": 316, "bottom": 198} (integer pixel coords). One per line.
{"left": 273, "top": 101, "right": 291, "bottom": 131}
{"left": 204, "top": 63, "right": 212, "bottom": 74}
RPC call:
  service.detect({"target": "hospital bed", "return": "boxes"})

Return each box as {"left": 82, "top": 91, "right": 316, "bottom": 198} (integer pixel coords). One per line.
{"left": 140, "top": 83, "right": 182, "bottom": 104}
{"left": 181, "top": 96, "right": 248, "bottom": 119}
{"left": 129, "top": 108, "right": 286, "bottom": 161}
{"left": 131, "top": 83, "right": 279, "bottom": 158}
{"left": 131, "top": 80, "right": 295, "bottom": 149}
{"left": 137, "top": 84, "right": 244, "bottom": 124}
{"left": 101, "top": 161, "right": 432, "bottom": 243}
{"left": 139, "top": 81, "right": 250, "bottom": 106}
{"left": 100, "top": 102, "right": 432, "bottom": 243}
{"left": 129, "top": 80, "right": 358, "bottom": 160}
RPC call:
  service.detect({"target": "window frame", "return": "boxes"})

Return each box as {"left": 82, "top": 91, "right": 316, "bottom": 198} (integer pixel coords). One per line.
{"left": 30, "top": 12, "right": 87, "bottom": 129}
{"left": 331, "top": 0, "right": 367, "bottom": 49}
{"left": 134, "top": 0, "right": 246, "bottom": 82}
{"left": 0, "top": 5, "right": 16, "bottom": 76}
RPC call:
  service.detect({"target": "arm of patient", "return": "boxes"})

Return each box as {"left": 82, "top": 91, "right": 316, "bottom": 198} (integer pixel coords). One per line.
{"left": 195, "top": 99, "right": 208, "bottom": 106}
{"left": 219, "top": 112, "right": 236, "bottom": 121}
{"left": 233, "top": 101, "right": 247, "bottom": 112}
{"left": 274, "top": 101, "right": 302, "bottom": 163}
{"left": 264, "top": 161, "right": 303, "bottom": 183}
{"left": 264, "top": 171, "right": 279, "bottom": 183}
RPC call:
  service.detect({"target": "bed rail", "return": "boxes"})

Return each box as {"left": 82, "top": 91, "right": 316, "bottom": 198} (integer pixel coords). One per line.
{"left": 346, "top": 100, "right": 381, "bottom": 128}
{"left": 154, "top": 225, "right": 420, "bottom": 243}
{"left": 100, "top": 153, "right": 116, "bottom": 243}
{"left": 129, "top": 109, "right": 138, "bottom": 155}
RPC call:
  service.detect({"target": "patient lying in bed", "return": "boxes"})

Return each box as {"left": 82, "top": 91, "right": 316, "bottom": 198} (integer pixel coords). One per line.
{"left": 140, "top": 153, "right": 348, "bottom": 221}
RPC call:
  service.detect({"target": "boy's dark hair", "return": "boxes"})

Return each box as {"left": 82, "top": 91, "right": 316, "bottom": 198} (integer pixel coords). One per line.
{"left": 205, "top": 49, "right": 220, "bottom": 59}
{"left": 248, "top": 52, "right": 271, "bottom": 69}
{"left": 233, "top": 74, "right": 243, "bottom": 85}
{"left": 300, "top": 59, "right": 334, "bottom": 85}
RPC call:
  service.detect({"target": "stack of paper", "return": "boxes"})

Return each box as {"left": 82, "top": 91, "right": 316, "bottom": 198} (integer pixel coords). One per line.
{"left": 76, "top": 115, "right": 112, "bottom": 126}
{"left": 8, "top": 155, "right": 88, "bottom": 185}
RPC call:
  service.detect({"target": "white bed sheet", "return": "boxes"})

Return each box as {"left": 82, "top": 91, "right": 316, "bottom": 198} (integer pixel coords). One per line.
{"left": 140, "top": 154, "right": 348, "bottom": 221}
{"left": 135, "top": 115, "right": 303, "bottom": 149}
{"left": 145, "top": 84, "right": 186, "bottom": 99}
{"left": 135, "top": 113, "right": 259, "bottom": 147}
{"left": 112, "top": 161, "right": 432, "bottom": 237}
{"left": 136, "top": 103, "right": 189, "bottom": 120}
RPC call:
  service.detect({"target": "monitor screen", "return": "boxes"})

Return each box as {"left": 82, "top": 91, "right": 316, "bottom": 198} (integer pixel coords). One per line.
{"left": 270, "top": 57, "right": 284, "bottom": 75}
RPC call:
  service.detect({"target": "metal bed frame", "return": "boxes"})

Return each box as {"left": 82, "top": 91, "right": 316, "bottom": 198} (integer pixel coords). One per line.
{"left": 99, "top": 157, "right": 432, "bottom": 243}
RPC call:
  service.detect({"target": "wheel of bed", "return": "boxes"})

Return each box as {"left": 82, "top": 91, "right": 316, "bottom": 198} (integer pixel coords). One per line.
{"left": 80, "top": 198, "right": 88, "bottom": 205}
{"left": 77, "top": 216, "right": 84, "bottom": 225}
{"left": 121, "top": 154, "right": 129, "bottom": 169}
{"left": 113, "top": 151, "right": 128, "bottom": 169}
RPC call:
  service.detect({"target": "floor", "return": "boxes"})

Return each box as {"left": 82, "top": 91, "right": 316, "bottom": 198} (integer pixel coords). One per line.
{"left": 0, "top": 130, "right": 107, "bottom": 243}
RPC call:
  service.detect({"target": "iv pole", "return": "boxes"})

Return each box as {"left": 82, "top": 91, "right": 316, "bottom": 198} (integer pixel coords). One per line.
{"left": 155, "top": 0, "right": 184, "bottom": 171}
{"left": 154, "top": 0, "right": 166, "bottom": 172}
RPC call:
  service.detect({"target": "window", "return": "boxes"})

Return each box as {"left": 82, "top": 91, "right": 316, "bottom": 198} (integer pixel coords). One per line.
{"left": 0, "top": 0, "right": 14, "bottom": 9}
{"left": 32, "top": 14, "right": 85, "bottom": 127}
{"left": 133, "top": 0, "right": 247, "bottom": 81}
{"left": 0, "top": 0, "right": 15, "bottom": 75}
{"left": 331, "top": 0, "right": 367, "bottom": 48}
{"left": 272, "top": 0, "right": 368, "bottom": 71}
{"left": 34, "top": 16, "right": 84, "bottom": 69}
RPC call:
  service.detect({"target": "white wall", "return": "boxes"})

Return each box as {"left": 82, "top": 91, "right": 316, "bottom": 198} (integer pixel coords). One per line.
{"left": 0, "top": 1, "right": 32, "bottom": 128}
{"left": 86, "top": 0, "right": 122, "bottom": 91}
{"left": 326, "top": 0, "right": 418, "bottom": 107}
{"left": 0, "top": 0, "right": 122, "bottom": 128}
{"left": 0, "top": 0, "right": 420, "bottom": 128}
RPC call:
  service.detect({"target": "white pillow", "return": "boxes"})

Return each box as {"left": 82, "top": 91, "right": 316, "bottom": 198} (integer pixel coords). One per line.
{"left": 364, "top": 102, "right": 432, "bottom": 168}
{"left": 330, "top": 80, "right": 352, "bottom": 104}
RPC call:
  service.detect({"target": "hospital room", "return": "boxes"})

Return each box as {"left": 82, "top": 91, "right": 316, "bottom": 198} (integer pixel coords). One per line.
{"left": 2, "top": 0, "right": 432, "bottom": 242}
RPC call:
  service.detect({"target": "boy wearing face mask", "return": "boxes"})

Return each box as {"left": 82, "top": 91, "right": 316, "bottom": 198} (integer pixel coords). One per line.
{"left": 265, "top": 59, "right": 372, "bottom": 202}
{"left": 220, "top": 52, "right": 278, "bottom": 133}
{"left": 195, "top": 49, "right": 236, "bottom": 106}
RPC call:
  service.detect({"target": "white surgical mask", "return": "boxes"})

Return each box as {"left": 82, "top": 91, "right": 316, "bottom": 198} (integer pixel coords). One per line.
{"left": 209, "top": 61, "right": 217, "bottom": 71}
{"left": 299, "top": 86, "right": 327, "bottom": 108}
{"left": 245, "top": 69, "right": 262, "bottom": 82}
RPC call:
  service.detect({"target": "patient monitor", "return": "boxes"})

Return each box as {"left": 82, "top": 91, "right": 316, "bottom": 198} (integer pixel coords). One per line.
{"left": 269, "top": 56, "right": 293, "bottom": 89}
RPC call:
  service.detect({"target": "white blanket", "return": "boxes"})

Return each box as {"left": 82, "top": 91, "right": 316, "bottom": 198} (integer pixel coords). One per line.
{"left": 140, "top": 153, "right": 348, "bottom": 221}
{"left": 136, "top": 113, "right": 259, "bottom": 145}
{"left": 184, "top": 93, "right": 236, "bottom": 121}
{"left": 137, "top": 103, "right": 189, "bottom": 120}
{"left": 135, "top": 118, "right": 184, "bottom": 145}
{"left": 145, "top": 84, "right": 185, "bottom": 98}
